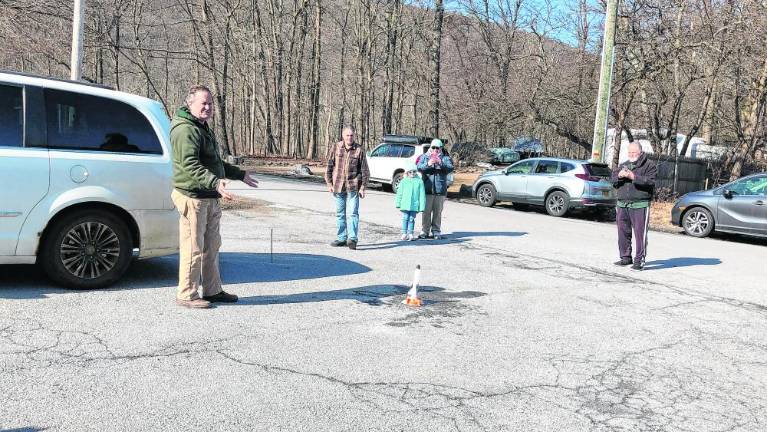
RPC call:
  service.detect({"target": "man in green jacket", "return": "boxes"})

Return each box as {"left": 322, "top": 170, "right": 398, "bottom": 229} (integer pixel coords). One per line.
{"left": 170, "top": 85, "right": 259, "bottom": 308}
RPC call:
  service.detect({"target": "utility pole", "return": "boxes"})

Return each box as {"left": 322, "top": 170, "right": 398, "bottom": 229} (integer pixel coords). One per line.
{"left": 590, "top": 0, "right": 620, "bottom": 162}
{"left": 70, "top": 0, "right": 85, "bottom": 81}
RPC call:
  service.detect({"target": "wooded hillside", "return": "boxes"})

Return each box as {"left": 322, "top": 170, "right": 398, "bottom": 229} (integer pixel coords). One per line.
{"left": 1, "top": 0, "right": 765, "bottom": 178}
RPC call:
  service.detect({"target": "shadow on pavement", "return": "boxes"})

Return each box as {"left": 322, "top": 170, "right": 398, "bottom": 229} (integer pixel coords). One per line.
{"left": 643, "top": 257, "right": 722, "bottom": 270}
{"left": 1, "top": 428, "right": 48, "bottom": 432}
{"left": 449, "top": 231, "right": 527, "bottom": 239}
{"left": 235, "top": 284, "right": 445, "bottom": 306}
{"left": 0, "top": 253, "right": 370, "bottom": 298}
{"left": 358, "top": 231, "right": 526, "bottom": 251}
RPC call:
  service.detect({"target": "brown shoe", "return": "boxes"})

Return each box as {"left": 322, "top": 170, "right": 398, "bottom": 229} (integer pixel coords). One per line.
{"left": 203, "top": 291, "right": 239, "bottom": 303}
{"left": 176, "top": 298, "right": 212, "bottom": 309}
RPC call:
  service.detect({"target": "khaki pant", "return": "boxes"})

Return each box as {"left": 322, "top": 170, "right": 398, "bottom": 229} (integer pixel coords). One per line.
{"left": 171, "top": 189, "right": 223, "bottom": 301}
{"left": 421, "top": 194, "right": 446, "bottom": 236}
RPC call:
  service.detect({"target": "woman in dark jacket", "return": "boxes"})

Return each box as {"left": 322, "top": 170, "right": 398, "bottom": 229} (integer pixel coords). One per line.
{"left": 416, "top": 139, "right": 454, "bottom": 240}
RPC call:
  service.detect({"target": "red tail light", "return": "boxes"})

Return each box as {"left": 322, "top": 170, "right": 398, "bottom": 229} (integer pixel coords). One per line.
{"left": 575, "top": 173, "right": 600, "bottom": 182}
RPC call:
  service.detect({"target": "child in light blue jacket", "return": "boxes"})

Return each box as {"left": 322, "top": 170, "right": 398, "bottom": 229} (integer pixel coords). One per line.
{"left": 395, "top": 162, "right": 426, "bottom": 241}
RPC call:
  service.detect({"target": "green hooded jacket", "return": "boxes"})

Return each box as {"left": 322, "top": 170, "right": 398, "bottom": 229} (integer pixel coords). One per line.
{"left": 395, "top": 175, "right": 426, "bottom": 212}
{"left": 170, "top": 106, "right": 245, "bottom": 198}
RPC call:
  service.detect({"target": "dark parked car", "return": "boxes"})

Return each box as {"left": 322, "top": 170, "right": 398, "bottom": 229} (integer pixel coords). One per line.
{"left": 671, "top": 173, "right": 767, "bottom": 238}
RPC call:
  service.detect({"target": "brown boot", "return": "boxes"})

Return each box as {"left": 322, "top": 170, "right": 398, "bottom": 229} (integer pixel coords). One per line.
{"left": 176, "top": 298, "right": 212, "bottom": 309}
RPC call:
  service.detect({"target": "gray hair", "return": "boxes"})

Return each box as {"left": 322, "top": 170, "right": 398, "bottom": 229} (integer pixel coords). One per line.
{"left": 628, "top": 141, "right": 642, "bottom": 152}
{"left": 185, "top": 85, "right": 212, "bottom": 106}
{"left": 342, "top": 125, "right": 356, "bottom": 134}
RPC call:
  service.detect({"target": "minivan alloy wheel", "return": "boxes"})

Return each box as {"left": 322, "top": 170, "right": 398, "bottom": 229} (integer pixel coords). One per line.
{"left": 41, "top": 209, "right": 133, "bottom": 289}
{"left": 60, "top": 222, "right": 121, "bottom": 279}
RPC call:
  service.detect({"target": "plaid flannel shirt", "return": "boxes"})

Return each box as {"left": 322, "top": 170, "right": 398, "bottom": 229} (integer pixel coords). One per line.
{"left": 325, "top": 141, "right": 370, "bottom": 193}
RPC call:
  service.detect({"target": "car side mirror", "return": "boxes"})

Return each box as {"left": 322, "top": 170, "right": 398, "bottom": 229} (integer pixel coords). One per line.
{"left": 723, "top": 189, "right": 733, "bottom": 199}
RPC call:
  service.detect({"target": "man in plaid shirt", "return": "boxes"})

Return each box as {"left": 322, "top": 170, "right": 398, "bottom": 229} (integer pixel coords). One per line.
{"left": 325, "top": 126, "right": 370, "bottom": 250}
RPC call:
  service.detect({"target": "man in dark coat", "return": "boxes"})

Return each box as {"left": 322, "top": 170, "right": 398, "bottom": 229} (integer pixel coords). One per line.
{"left": 611, "top": 142, "right": 658, "bottom": 270}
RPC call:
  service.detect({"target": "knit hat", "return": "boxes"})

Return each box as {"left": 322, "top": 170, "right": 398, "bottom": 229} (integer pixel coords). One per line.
{"left": 430, "top": 138, "right": 443, "bottom": 148}
{"left": 405, "top": 162, "right": 418, "bottom": 172}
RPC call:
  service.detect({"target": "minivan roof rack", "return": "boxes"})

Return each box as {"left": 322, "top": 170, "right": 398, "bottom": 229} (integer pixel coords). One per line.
{"left": 0, "top": 70, "right": 115, "bottom": 90}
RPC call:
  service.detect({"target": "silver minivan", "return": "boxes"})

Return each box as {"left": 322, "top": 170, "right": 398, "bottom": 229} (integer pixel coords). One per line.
{"left": 0, "top": 71, "right": 178, "bottom": 288}
{"left": 472, "top": 157, "right": 616, "bottom": 216}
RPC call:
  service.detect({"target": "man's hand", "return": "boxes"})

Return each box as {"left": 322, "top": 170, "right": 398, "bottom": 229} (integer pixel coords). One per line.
{"left": 618, "top": 168, "right": 629, "bottom": 179}
{"left": 327, "top": 184, "right": 334, "bottom": 193}
{"left": 359, "top": 187, "right": 366, "bottom": 199}
{"left": 243, "top": 171, "right": 259, "bottom": 188}
{"left": 217, "top": 180, "right": 234, "bottom": 200}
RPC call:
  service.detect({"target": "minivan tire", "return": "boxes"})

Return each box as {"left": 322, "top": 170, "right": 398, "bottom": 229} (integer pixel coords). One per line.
{"left": 545, "top": 191, "right": 570, "bottom": 217}
{"left": 40, "top": 209, "right": 133, "bottom": 289}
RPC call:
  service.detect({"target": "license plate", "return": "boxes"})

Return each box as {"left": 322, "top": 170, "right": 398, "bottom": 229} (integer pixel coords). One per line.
{"left": 602, "top": 190, "right": 609, "bottom": 197}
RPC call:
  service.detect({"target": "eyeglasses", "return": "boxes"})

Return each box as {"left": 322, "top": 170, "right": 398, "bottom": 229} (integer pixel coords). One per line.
{"left": 431, "top": 146, "right": 441, "bottom": 149}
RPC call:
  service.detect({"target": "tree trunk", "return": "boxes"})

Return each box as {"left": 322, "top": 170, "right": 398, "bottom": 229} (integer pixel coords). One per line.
{"left": 429, "top": 0, "right": 444, "bottom": 137}
{"left": 730, "top": 50, "right": 767, "bottom": 180}
{"left": 308, "top": 0, "right": 322, "bottom": 159}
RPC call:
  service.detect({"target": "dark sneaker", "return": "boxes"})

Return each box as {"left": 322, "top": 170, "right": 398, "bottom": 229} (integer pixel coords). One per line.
{"left": 433, "top": 233, "right": 442, "bottom": 240}
{"left": 631, "top": 262, "right": 644, "bottom": 271}
{"left": 331, "top": 239, "right": 347, "bottom": 247}
{"left": 614, "top": 258, "right": 633, "bottom": 266}
{"left": 203, "top": 291, "right": 239, "bottom": 303}
{"left": 347, "top": 240, "right": 357, "bottom": 250}
{"left": 176, "top": 298, "right": 212, "bottom": 309}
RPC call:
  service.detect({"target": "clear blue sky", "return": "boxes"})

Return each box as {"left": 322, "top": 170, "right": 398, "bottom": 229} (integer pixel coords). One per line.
{"left": 444, "top": 0, "right": 605, "bottom": 47}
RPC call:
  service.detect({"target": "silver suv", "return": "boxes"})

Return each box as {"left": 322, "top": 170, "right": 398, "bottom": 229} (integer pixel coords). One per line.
{"left": 472, "top": 157, "right": 616, "bottom": 216}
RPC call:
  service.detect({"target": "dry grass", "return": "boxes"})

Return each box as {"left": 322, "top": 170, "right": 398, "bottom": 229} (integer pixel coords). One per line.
{"left": 220, "top": 195, "right": 267, "bottom": 211}
{"left": 448, "top": 171, "right": 480, "bottom": 194}
{"left": 649, "top": 201, "right": 679, "bottom": 233}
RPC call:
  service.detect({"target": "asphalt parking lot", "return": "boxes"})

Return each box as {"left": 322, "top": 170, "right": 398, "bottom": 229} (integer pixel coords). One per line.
{"left": 1, "top": 176, "right": 766, "bottom": 431}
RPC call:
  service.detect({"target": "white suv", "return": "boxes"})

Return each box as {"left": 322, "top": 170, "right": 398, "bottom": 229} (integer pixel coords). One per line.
{"left": 368, "top": 135, "right": 451, "bottom": 193}
{"left": 0, "top": 71, "right": 178, "bottom": 288}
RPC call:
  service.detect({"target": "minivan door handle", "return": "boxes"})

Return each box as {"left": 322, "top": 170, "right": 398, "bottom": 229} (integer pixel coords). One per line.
{"left": 754, "top": 200, "right": 765, "bottom": 206}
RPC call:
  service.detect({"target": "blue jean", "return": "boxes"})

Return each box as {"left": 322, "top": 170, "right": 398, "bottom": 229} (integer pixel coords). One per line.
{"left": 334, "top": 191, "right": 360, "bottom": 241}
{"left": 401, "top": 210, "right": 417, "bottom": 234}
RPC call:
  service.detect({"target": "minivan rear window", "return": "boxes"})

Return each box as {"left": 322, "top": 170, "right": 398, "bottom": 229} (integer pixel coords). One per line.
{"left": 585, "top": 163, "right": 611, "bottom": 178}
{"left": 0, "top": 84, "right": 23, "bottom": 148}
{"left": 44, "top": 89, "right": 162, "bottom": 154}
